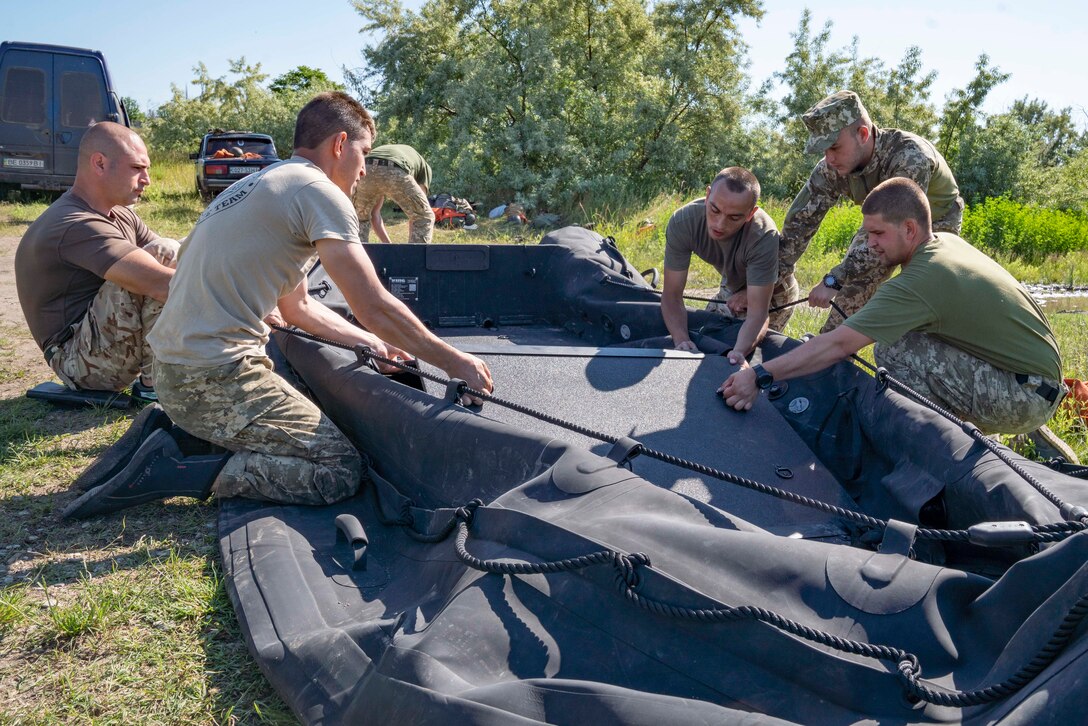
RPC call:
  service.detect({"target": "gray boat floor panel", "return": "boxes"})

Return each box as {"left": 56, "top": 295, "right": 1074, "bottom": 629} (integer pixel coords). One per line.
{"left": 417, "top": 328, "right": 856, "bottom": 538}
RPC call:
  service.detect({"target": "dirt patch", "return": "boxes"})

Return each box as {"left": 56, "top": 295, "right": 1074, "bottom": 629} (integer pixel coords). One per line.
{"left": 0, "top": 235, "right": 53, "bottom": 400}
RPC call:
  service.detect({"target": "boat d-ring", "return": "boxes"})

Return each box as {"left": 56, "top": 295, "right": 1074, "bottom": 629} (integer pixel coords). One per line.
{"left": 775, "top": 466, "right": 794, "bottom": 479}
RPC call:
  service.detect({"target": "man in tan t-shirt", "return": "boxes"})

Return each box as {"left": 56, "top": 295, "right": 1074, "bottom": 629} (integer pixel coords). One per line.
{"left": 63, "top": 92, "right": 495, "bottom": 520}
{"left": 14, "top": 122, "right": 178, "bottom": 398}
{"left": 662, "top": 167, "right": 785, "bottom": 366}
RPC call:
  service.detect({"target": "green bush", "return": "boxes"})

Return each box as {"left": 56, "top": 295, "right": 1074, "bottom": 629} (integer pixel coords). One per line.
{"left": 962, "top": 197, "right": 1088, "bottom": 262}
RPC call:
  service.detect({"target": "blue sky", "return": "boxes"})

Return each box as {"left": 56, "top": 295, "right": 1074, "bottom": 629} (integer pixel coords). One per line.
{"left": 5, "top": 0, "right": 1085, "bottom": 124}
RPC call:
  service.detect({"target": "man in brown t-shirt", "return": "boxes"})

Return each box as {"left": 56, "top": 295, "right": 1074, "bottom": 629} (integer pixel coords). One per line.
{"left": 15, "top": 122, "right": 178, "bottom": 395}
{"left": 662, "top": 167, "right": 785, "bottom": 364}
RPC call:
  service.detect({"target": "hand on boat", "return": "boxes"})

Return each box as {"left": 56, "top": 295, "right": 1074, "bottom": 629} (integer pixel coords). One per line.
{"left": 807, "top": 284, "right": 837, "bottom": 309}
{"left": 674, "top": 339, "right": 698, "bottom": 352}
{"left": 447, "top": 352, "right": 494, "bottom": 406}
{"left": 719, "top": 366, "right": 758, "bottom": 411}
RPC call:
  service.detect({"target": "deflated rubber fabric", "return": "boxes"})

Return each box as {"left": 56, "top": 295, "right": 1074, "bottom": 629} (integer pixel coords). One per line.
{"left": 220, "top": 229, "right": 1088, "bottom": 724}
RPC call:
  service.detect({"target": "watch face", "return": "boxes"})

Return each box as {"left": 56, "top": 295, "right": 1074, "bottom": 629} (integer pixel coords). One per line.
{"left": 823, "top": 274, "right": 841, "bottom": 290}
{"left": 753, "top": 365, "right": 773, "bottom": 389}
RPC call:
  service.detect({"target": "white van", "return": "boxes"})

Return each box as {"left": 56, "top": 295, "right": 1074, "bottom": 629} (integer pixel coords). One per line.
{"left": 0, "top": 41, "right": 129, "bottom": 193}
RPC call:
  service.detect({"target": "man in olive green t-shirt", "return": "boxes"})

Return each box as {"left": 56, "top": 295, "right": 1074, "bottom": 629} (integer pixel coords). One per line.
{"left": 352, "top": 144, "right": 435, "bottom": 244}
{"left": 722, "top": 178, "right": 1065, "bottom": 438}
{"left": 662, "top": 167, "right": 790, "bottom": 366}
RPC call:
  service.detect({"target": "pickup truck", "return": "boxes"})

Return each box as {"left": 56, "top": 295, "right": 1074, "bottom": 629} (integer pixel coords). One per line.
{"left": 191, "top": 131, "right": 279, "bottom": 203}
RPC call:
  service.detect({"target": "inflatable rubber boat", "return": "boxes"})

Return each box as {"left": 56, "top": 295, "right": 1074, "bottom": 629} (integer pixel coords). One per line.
{"left": 219, "top": 227, "right": 1088, "bottom": 725}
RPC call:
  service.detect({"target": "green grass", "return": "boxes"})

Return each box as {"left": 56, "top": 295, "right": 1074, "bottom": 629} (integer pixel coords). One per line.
{"left": 1, "top": 160, "right": 1087, "bottom": 723}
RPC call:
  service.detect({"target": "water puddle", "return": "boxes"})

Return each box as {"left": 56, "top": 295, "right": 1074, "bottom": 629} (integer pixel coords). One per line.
{"left": 1025, "top": 285, "right": 1088, "bottom": 314}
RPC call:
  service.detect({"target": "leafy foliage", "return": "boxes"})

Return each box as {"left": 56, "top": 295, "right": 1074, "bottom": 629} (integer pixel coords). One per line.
{"left": 146, "top": 60, "right": 342, "bottom": 156}
{"left": 961, "top": 197, "right": 1088, "bottom": 261}
{"left": 270, "top": 66, "right": 344, "bottom": 95}
{"left": 349, "top": 0, "right": 762, "bottom": 209}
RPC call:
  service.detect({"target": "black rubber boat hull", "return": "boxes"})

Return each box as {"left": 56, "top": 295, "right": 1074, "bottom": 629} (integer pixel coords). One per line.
{"left": 220, "top": 229, "right": 1088, "bottom": 724}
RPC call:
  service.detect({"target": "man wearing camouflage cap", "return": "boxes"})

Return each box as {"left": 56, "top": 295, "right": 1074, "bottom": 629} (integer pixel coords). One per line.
{"left": 779, "top": 90, "right": 964, "bottom": 332}
{"left": 721, "top": 178, "right": 1066, "bottom": 449}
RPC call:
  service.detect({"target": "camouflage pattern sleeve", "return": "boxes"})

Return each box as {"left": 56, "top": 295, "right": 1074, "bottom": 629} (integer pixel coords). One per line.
{"left": 882, "top": 139, "right": 936, "bottom": 193}
{"left": 778, "top": 163, "right": 840, "bottom": 279}
{"left": 827, "top": 227, "right": 885, "bottom": 288}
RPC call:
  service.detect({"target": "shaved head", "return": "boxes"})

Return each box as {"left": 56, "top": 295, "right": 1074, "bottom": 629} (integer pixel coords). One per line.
{"left": 79, "top": 121, "right": 145, "bottom": 165}
{"left": 73, "top": 121, "right": 152, "bottom": 210}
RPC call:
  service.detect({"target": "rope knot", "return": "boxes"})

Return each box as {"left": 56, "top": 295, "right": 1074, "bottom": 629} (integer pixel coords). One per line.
{"left": 613, "top": 551, "right": 650, "bottom": 588}
{"left": 455, "top": 498, "right": 483, "bottom": 524}
{"left": 897, "top": 653, "right": 922, "bottom": 680}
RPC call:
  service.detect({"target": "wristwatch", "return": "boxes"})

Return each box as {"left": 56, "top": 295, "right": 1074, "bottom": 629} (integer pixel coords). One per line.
{"left": 751, "top": 363, "right": 774, "bottom": 390}
{"left": 822, "top": 273, "right": 843, "bottom": 290}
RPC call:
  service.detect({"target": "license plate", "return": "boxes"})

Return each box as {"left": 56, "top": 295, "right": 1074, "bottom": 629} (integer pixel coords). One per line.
{"left": 3, "top": 157, "right": 45, "bottom": 169}
{"left": 228, "top": 166, "right": 258, "bottom": 175}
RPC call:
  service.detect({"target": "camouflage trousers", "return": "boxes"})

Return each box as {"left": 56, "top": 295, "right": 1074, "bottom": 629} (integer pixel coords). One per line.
{"left": 876, "top": 332, "right": 1064, "bottom": 435}
{"left": 153, "top": 355, "right": 363, "bottom": 505}
{"left": 820, "top": 201, "right": 965, "bottom": 333}
{"left": 49, "top": 237, "right": 179, "bottom": 391}
{"left": 706, "top": 273, "right": 801, "bottom": 332}
{"left": 353, "top": 163, "right": 435, "bottom": 244}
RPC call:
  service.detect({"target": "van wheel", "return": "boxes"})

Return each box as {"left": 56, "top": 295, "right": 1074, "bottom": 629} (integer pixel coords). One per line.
{"left": 199, "top": 188, "right": 214, "bottom": 204}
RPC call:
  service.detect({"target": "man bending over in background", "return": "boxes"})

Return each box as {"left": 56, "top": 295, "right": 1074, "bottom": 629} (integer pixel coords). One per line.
{"left": 353, "top": 143, "right": 435, "bottom": 244}
{"left": 662, "top": 167, "right": 791, "bottom": 364}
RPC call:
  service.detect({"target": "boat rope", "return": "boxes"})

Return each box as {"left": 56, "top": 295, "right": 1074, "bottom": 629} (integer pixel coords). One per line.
{"left": 270, "top": 323, "right": 1087, "bottom": 545}
{"left": 599, "top": 275, "right": 806, "bottom": 313}
{"left": 377, "top": 498, "right": 1088, "bottom": 709}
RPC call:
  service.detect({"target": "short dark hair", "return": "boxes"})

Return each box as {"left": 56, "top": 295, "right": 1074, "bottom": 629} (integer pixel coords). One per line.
{"left": 861, "top": 177, "right": 932, "bottom": 229}
{"left": 709, "top": 166, "right": 760, "bottom": 206}
{"left": 293, "top": 91, "right": 376, "bottom": 150}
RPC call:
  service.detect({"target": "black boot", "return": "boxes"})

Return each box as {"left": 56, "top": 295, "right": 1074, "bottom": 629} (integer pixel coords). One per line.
{"left": 62, "top": 429, "right": 231, "bottom": 520}
{"left": 72, "top": 404, "right": 172, "bottom": 491}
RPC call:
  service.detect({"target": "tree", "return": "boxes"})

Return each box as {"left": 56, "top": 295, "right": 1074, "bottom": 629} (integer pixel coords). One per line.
{"left": 351, "top": 0, "right": 762, "bottom": 210}
{"left": 753, "top": 11, "right": 940, "bottom": 198}
{"left": 270, "top": 66, "right": 343, "bottom": 95}
{"left": 936, "top": 54, "right": 1010, "bottom": 168}
{"left": 122, "top": 96, "right": 149, "bottom": 127}
{"left": 147, "top": 58, "right": 303, "bottom": 156}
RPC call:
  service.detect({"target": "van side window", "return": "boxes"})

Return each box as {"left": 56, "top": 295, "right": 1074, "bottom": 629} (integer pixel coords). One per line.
{"left": 60, "top": 71, "right": 106, "bottom": 128}
{"left": 1, "top": 66, "right": 46, "bottom": 124}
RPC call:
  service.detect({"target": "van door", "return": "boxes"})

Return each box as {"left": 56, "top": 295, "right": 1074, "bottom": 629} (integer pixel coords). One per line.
{"left": 0, "top": 47, "right": 54, "bottom": 178}
{"left": 53, "top": 52, "right": 110, "bottom": 177}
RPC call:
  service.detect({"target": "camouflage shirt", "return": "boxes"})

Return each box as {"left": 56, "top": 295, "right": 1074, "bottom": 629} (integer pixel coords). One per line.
{"left": 779, "top": 126, "right": 962, "bottom": 282}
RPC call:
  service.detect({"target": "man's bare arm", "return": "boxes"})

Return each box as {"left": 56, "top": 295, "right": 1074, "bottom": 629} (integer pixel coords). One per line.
{"left": 720, "top": 324, "right": 872, "bottom": 411}
{"left": 314, "top": 239, "right": 493, "bottom": 401}
{"left": 103, "top": 247, "right": 174, "bottom": 302}
{"left": 661, "top": 267, "right": 697, "bottom": 351}
{"left": 370, "top": 195, "right": 391, "bottom": 243}
{"left": 728, "top": 283, "right": 772, "bottom": 363}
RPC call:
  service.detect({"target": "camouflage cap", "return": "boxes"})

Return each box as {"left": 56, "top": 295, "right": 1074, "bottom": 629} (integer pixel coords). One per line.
{"left": 802, "top": 91, "right": 867, "bottom": 155}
